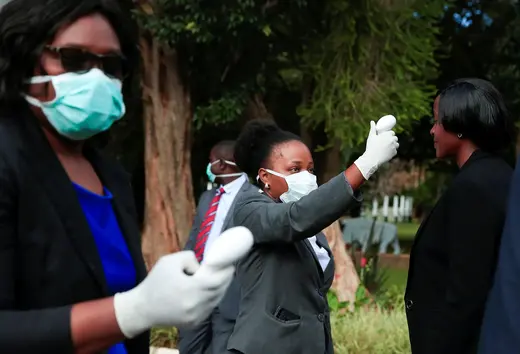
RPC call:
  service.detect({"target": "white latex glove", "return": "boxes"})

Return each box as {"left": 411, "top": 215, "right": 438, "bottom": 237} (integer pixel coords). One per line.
{"left": 113, "top": 251, "right": 234, "bottom": 338}
{"left": 354, "top": 120, "right": 399, "bottom": 180}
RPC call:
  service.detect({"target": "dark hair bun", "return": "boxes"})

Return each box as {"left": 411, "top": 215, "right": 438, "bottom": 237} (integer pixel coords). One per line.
{"left": 234, "top": 119, "right": 281, "bottom": 176}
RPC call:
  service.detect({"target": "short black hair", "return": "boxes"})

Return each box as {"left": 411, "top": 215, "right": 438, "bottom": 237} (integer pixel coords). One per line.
{"left": 438, "top": 78, "right": 515, "bottom": 152}
{"left": 0, "top": 0, "right": 139, "bottom": 109}
{"left": 212, "top": 140, "right": 236, "bottom": 161}
{"left": 234, "top": 119, "right": 301, "bottom": 182}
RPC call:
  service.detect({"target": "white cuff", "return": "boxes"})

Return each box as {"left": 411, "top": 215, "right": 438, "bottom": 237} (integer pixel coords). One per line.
{"left": 113, "top": 289, "right": 148, "bottom": 339}
{"left": 354, "top": 154, "right": 378, "bottom": 180}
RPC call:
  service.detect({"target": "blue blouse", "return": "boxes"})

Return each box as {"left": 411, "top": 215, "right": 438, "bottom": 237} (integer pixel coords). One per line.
{"left": 74, "top": 183, "right": 137, "bottom": 354}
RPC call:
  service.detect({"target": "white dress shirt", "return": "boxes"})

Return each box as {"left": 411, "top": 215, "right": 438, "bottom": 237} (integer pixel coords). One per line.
{"left": 256, "top": 188, "right": 331, "bottom": 271}
{"left": 203, "top": 174, "right": 247, "bottom": 258}
{"left": 307, "top": 236, "right": 331, "bottom": 271}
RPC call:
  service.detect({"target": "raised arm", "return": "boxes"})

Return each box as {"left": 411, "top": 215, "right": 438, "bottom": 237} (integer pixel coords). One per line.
{"left": 234, "top": 167, "right": 363, "bottom": 244}
{"left": 233, "top": 120, "right": 398, "bottom": 245}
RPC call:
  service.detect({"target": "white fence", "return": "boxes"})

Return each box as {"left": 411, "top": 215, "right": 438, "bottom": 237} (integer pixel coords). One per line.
{"left": 365, "top": 195, "right": 413, "bottom": 222}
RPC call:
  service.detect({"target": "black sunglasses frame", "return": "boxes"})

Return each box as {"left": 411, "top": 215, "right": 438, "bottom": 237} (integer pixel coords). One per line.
{"left": 44, "top": 45, "right": 128, "bottom": 79}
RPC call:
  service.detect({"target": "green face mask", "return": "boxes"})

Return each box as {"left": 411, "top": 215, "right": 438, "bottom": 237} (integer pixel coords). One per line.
{"left": 24, "top": 68, "right": 125, "bottom": 140}
{"left": 206, "top": 160, "right": 242, "bottom": 183}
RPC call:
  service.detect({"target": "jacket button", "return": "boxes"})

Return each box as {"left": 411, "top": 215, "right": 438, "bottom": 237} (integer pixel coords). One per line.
{"left": 317, "top": 313, "right": 325, "bottom": 322}
{"left": 405, "top": 299, "right": 413, "bottom": 310}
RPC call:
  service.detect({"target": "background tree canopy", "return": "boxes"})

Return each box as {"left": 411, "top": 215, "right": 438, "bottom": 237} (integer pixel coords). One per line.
{"left": 104, "top": 0, "right": 520, "bottom": 264}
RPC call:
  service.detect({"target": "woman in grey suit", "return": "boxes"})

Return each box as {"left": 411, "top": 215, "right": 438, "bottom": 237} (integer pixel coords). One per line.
{"left": 226, "top": 119, "right": 399, "bottom": 354}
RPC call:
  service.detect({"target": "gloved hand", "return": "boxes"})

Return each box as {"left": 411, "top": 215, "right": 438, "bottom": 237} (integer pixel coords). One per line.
{"left": 113, "top": 251, "right": 234, "bottom": 338}
{"left": 354, "top": 120, "right": 399, "bottom": 180}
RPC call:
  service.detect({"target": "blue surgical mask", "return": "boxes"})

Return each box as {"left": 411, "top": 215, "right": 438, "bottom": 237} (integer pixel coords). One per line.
{"left": 24, "top": 68, "right": 125, "bottom": 140}
{"left": 206, "top": 159, "right": 242, "bottom": 183}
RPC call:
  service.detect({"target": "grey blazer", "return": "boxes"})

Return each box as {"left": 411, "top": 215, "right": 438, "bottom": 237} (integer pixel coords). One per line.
{"left": 184, "top": 180, "right": 249, "bottom": 319}
{"left": 227, "top": 173, "right": 361, "bottom": 354}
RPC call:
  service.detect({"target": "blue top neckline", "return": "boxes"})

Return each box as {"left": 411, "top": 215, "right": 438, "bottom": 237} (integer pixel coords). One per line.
{"left": 72, "top": 182, "right": 113, "bottom": 200}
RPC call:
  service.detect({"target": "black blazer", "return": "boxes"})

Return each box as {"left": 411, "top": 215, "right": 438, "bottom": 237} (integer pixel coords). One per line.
{"left": 0, "top": 108, "right": 149, "bottom": 353}
{"left": 405, "top": 150, "right": 512, "bottom": 354}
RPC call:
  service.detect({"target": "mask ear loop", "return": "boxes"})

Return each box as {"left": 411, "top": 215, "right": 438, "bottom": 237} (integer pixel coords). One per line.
{"left": 23, "top": 62, "right": 54, "bottom": 106}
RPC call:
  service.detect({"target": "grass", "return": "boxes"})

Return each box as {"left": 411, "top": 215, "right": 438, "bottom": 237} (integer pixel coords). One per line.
{"left": 384, "top": 267, "right": 408, "bottom": 290}
{"left": 332, "top": 309, "right": 410, "bottom": 354}
{"left": 396, "top": 222, "right": 419, "bottom": 241}
{"left": 152, "top": 309, "right": 411, "bottom": 354}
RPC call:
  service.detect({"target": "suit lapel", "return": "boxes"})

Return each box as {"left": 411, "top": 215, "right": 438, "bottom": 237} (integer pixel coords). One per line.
{"left": 201, "top": 189, "right": 216, "bottom": 218}
{"left": 19, "top": 115, "right": 110, "bottom": 294}
{"left": 184, "top": 188, "right": 215, "bottom": 252}
{"left": 303, "top": 238, "right": 324, "bottom": 279}
{"left": 221, "top": 180, "right": 248, "bottom": 231}
{"left": 86, "top": 149, "right": 148, "bottom": 282}
{"left": 316, "top": 232, "right": 335, "bottom": 284}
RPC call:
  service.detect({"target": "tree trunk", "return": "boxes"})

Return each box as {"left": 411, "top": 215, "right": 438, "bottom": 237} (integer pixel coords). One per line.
{"left": 140, "top": 34, "right": 195, "bottom": 268}
{"left": 242, "top": 93, "right": 273, "bottom": 122}
{"left": 322, "top": 220, "right": 361, "bottom": 308}
{"left": 319, "top": 140, "right": 342, "bottom": 183}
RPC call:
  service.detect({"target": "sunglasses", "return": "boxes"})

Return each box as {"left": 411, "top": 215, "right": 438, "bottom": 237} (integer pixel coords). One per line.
{"left": 44, "top": 46, "right": 128, "bottom": 79}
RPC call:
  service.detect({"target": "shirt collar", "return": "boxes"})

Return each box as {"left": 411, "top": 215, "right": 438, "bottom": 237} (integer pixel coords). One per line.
{"left": 221, "top": 174, "right": 247, "bottom": 194}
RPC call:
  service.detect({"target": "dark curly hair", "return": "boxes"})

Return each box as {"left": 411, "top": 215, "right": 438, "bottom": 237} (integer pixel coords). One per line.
{"left": 438, "top": 78, "right": 515, "bottom": 153}
{"left": 234, "top": 119, "right": 301, "bottom": 184}
{"left": 0, "top": 0, "right": 139, "bottom": 110}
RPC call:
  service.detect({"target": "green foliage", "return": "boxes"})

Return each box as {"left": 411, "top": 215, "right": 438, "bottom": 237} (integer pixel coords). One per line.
{"left": 134, "top": 0, "right": 310, "bottom": 128}
{"left": 396, "top": 222, "right": 420, "bottom": 241}
{"left": 135, "top": 0, "right": 288, "bottom": 45}
{"left": 135, "top": 0, "right": 450, "bottom": 140}
{"left": 375, "top": 285, "right": 406, "bottom": 311}
{"left": 193, "top": 89, "right": 248, "bottom": 130}
{"left": 348, "top": 218, "right": 389, "bottom": 293}
{"left": 327, "top": 288, "right": 351, "bottom": 312}
{"left": 150, "top": 326, "right": 178, "bottom": 348}
{"left": 298, "top": 0, "right": 446, "bottom": 148}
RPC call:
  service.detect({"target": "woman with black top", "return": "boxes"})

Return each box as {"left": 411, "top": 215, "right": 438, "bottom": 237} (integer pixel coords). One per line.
{"left": 0, "top": 0, "right": 235, "bottom": 353}
{"left": 405, "top": 78, "right": 515, "bottom": 354}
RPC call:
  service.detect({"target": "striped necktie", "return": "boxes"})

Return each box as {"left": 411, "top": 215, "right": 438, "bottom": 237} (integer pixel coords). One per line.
{"left": 194, "top": 187, "right": 225, "bottom": 262}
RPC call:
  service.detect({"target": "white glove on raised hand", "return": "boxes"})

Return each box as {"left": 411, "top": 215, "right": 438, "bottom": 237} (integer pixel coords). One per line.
{"left": 354, "top": 120, "right": 399, "bottom": 180}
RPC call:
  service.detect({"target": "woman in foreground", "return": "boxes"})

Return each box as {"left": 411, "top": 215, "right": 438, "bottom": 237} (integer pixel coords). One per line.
{"left": 0, "top": 0, "right": 234, "bottom": 353}
{"left": 225, "top": 119, "right": 399, "bottom": 354}
{"left": 405, "top": 78, "right": 515, "bottom": 354}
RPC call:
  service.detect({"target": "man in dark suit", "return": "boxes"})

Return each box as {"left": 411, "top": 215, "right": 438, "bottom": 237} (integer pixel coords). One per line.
{"left": 478, "top": 155, "right": 520, "bottom": 353}
{"left": 179, "top": 140, "right": 249, "bottom": 354}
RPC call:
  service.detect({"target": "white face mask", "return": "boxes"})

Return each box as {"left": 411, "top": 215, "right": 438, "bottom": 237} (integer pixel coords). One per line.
{"left": 264, "top": 169, "right": 318, "bottom": 203}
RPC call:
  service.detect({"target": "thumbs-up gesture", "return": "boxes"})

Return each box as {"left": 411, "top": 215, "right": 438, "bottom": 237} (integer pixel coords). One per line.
{"left": 354, "top": 117, "right": 399, "bottom": 180}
